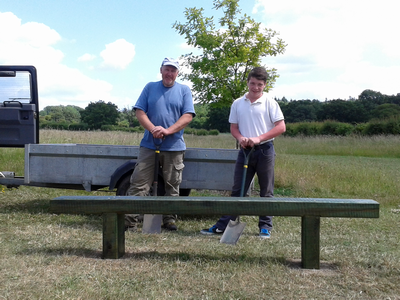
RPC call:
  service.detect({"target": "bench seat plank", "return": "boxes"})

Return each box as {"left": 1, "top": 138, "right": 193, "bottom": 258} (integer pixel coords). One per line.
{"left": 50, "top": 196, "right": 379, "bottom": 218}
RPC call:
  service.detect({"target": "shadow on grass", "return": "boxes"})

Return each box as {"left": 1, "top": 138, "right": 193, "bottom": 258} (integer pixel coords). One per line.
{"left": 0, "top": 198, "right": 103, "bottom": 228}
{"left": 20, "top": 246, "right": 340, "bottom": 271}
{"left": 0, "top": 198, "right": 51, "bottom": 214}
{"left": 18, "top": 247, "right": 103, "bottom": 259}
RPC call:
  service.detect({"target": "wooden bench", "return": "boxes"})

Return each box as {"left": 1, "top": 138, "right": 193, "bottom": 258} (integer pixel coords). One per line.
{"left": 49, "top": 196, "right": 379, "bottom": 269}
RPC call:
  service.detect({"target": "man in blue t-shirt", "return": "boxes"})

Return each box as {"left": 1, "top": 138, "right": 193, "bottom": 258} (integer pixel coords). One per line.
{"left": 125, "top": 57, "right": 195, "bottom": 231}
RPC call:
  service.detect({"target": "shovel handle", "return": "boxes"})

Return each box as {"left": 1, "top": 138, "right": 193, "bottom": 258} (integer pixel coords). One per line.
{"left": 153, "top": 138, "right": 163, "bottom": 196}
{"left": 240, "top": 146, "right": 255, "bottom": 197}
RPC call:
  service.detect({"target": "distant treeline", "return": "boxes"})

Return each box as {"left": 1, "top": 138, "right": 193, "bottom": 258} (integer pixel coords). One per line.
{"left": 39, "top": 89, "right": 400, "bottom": 136}
{"left": 285, "top": 118, "right": 400, "bottom": 136}
{"left": 277, "top": 89, "right": 400, "bottom": 124}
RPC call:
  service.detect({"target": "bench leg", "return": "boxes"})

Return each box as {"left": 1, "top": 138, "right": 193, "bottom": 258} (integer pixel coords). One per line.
{"left": 102, "top": 213, "right": 125, "bottom": 259}
{"left": 301, "top": 216, "right": 320, "bottom": 269}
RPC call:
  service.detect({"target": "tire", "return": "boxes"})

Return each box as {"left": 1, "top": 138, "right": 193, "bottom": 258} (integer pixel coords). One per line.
{"left": 116, "top": 175, "right": 131, "bottom": 196}
{"left": 116, "top": 173, "right": 191, "bottom": 196}
{"left": 115, "top": 173, "right": 166, "bottom": 196}
{"left": 179, "top": 188, "right": 191, "bottom": 196}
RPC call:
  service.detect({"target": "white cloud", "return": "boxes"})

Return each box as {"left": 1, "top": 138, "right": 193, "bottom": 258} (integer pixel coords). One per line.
{"left": 271, "top": 80, "right": 361, "bottom": 101}
{"left": 78, "top": 53, "right": 96, "bottom": 62}
{"left": 0, "top": 11, "right": 129, "bottom": 108}
{"left": 19, "top": 21, "right": 61, "bottom": 48}
{"left": 38, "top": 64, "right": 115, "bottom": 106}
{"left": 0, "top": 12, "right": 64, "bottom": 65}
{"left": 99, "top": 39, "right": 136, "bottom": 70}
{"left": 253, "top": 0, "right": 400, "bottom": 100}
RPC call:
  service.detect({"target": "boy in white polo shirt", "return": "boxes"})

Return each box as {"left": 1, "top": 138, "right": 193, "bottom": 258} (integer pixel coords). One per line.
{"left": 200, "top": 67, "right": 286, "bottom": 238}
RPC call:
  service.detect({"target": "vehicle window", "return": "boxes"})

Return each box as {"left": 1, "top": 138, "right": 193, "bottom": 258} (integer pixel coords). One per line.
{"left": 0, "top": 71, "right": 31, "bottom": 104}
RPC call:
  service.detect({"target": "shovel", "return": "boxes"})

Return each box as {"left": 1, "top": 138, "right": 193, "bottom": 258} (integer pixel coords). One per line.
{"left": 142, "top": 138, "right": 163, "bottom": 234}
{"left": 220, "top": 146, "right": 255, "bottom": 245}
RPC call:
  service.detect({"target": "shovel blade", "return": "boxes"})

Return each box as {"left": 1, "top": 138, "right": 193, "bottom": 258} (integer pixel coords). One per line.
{"left": 142, "top": 214, "right": 162, "bottom": 234}
{"left": 220, "top": 220, "right": 246, "bottom": 245}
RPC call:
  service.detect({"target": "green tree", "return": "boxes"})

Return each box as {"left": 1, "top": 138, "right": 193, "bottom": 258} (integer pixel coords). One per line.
{"left": 173, "top": 0, "right": 286, "bottom": 108}
{"left": 280, "top": 100, "right": 321, "bottom": 123}
{"left": 80, "top": 100, "right": 119, "bottom": 130}
{"left": 63, "top": 106, "right": 82, "bottom": 123}
{"left": 190, "top": 103, "right": 209, "bottom": 129}
{"left": 371, "top": 103, "right": 400, "bottom": 120}
{"left": 358, "top": 89, "right": 386, "bottom": 115}
{"left": 207, "top": 104, "right": 231, "bottom": 132}
{"left": 387, "top": 94, "right": 400, "bottom": 106}
{"left": 120, "top": 107, "right": 140, "bottom": 127}
{"left": 358, "top": 89, "right": 385, "bottom": 102}
{"left": 318, "top": 100, "right": 369, "bottom": 123}
{"left": 40, "top": 106, "right": 64, "bottom": 122}
{"left": 40, "top": 105, "right": 82, "bottom": 123}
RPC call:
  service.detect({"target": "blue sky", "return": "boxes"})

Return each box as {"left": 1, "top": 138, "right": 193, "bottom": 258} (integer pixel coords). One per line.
{"left": 1, "top": 0, "right": 399, "bottom": 110}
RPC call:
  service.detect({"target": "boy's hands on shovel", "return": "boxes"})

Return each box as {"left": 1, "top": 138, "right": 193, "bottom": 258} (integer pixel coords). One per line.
{"left": 239, "top": 136, "right": 261, "bottom": 148}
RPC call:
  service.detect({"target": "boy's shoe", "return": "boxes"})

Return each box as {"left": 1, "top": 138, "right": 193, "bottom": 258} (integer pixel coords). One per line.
{"left": 259, "top": 228, "right": 271, "bottom": 239}
{"left": 162, "top": 222, "right": 177, "bottom": 231}
{"left": 200, "top": 225, "right": 224, "bottom": 235}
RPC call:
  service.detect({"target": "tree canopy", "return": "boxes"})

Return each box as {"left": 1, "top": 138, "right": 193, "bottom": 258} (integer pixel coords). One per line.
{"left": 173, "top": 0, "right": 286, "bottom": 107}
{"left": 40, "top": 105, "right": 82, "bottom": 123}
{"left": 371, "top": 103, "right": 400, "bottom": 120}
{"left": 80, "top": 100, "right": 120, "bottom": 130}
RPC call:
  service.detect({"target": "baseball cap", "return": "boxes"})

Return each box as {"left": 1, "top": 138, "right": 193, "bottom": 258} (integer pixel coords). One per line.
{"left": 161, "top": 57, "right": 179, "bottom": 70}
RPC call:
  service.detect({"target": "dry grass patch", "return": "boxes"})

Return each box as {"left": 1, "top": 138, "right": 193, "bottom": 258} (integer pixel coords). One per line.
{"left": 1, "top": 132, "right": 400, "bottom": 299}
{"left": 1, "top": 198, "right": 399, "bottom": 299}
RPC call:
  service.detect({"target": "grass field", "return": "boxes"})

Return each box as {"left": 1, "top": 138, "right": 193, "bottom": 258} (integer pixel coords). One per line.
{"left": 0, "top": 130, "right": 399, "bottom": 299}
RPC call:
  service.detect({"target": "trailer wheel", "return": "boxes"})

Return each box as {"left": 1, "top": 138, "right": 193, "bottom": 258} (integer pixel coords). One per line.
{"left": 115, "top": 174, "right": 166, "bottom": 196}
{"left": 179, "top": 188, "right": 191, "bottom": 196}
{"left": 116, "top": 174, "right": 191, "bottom": 196}
{"left": 116, "top": 175, "right": 131, "bottom": 196}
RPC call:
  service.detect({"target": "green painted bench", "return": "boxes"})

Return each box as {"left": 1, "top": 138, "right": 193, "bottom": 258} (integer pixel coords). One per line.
{"left": 49, "top": 196, "right": 379, "bottom": 269}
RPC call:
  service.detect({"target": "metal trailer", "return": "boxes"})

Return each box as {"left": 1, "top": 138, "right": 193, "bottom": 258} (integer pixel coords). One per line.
{"left": 0, "top": 65, "right": 238, "bottom": 195}
{"left": 0, "top": 143, "right": 237, "bottom": 195}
